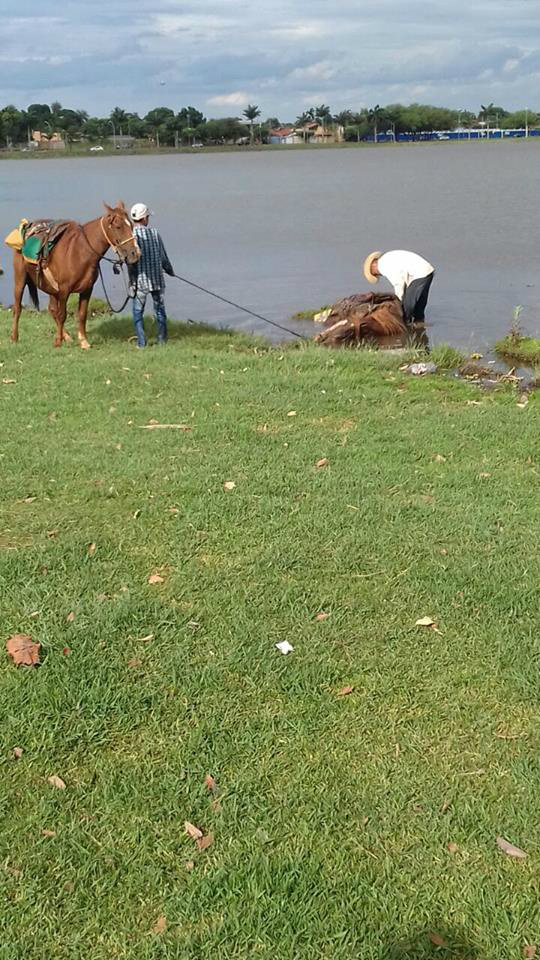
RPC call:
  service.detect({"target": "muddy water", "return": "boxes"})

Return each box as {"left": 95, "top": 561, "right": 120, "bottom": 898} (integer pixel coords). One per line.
{"left": 0, "top": 142, "right": 538, "bottom": 349}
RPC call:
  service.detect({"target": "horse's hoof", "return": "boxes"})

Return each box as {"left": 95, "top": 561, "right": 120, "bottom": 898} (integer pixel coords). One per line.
{"left": 63, "top": 332, "right": 73, "bottom": 343}
{"left": 79, "top": 339, "right": 91, "bottom": 350}
{"left": 54, "top": 339, "right": 62, "bottom": 348}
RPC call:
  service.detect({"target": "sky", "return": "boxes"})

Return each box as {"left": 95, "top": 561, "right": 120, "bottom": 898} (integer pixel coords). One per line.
{"left": 1, "top": 0, "right": 539, "bottom": 119}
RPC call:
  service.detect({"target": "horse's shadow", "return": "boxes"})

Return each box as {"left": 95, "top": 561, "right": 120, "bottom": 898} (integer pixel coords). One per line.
{"left": 381, "top": 926, "right": 478, "bottom": 959}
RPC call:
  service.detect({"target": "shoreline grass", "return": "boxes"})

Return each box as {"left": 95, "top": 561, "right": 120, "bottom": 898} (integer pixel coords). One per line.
{"left": 1, "top": 306, "right": 540, "bottom": 959}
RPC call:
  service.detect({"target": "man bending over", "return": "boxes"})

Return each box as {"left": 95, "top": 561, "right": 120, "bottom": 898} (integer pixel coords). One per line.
{"left": 363, "top": 250, "right": 435, "bottom": 325}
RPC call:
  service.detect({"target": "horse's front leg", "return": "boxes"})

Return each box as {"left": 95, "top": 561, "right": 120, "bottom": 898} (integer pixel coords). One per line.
{"left": 77, "top": 290, "right": 91, "bottom": 349}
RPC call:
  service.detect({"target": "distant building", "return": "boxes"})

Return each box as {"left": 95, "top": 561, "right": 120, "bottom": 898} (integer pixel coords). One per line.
{"left": 107, "top": 134, "right": 135, "bottom": 149}
{"left": 32, "top": 130, "right": 66, "bottom": 150}
{"left": 294, "top": 122, "right": 345, "bottom": 144}
{"left": 269, "top": 127, "right": 302, "bottom": 145}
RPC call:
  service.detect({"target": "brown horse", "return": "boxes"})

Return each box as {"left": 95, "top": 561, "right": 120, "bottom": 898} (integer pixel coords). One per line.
{"left": 11, "top": 202, "right": 140, "bottom": 349}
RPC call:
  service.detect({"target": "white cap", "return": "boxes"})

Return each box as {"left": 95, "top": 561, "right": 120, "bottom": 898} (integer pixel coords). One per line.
{"left": 130, "top": 202, "right": 152, "bottom": 221}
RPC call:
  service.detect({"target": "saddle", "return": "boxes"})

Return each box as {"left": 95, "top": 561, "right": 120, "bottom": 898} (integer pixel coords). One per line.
{"left": 4, "top": 218, "right": 72, "bottom": 291}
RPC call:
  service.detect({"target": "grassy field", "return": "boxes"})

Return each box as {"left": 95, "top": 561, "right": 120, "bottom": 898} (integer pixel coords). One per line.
{"left": 1, "top": 305, "right": 540, "bottom": 959}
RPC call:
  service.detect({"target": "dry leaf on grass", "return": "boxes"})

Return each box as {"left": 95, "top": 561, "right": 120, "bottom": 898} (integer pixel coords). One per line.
{"left": 434, "top": 453, "right": 446, "bottom": 463}
{"left": 287, "top": 410, "right": 297, "bottom": 417}
{"left": 13, "top": 747, "right": 23, "bottom": 759}
{"left": 133, "top": 509, "right": 141, "bottom": 519}
{"left": 316, "top": 458, "right": 330, "bottom": 468}
{"left": 87, "top": 542, "right": 97, "bottom": 557}
{"left": 6, "top": 634, "right": 40, "bottom": 667}
{"left": 315, "top": 612, "right": 330, "bottom": 621}
{"left": 127, "top": 658, "right": 142, "bottom": 669}
{"left": 429, "top": 932, "right": 448, "bottom": 948}
{"left": 447, "top": 842, "right": 459, "bottom": 854}
{"left": 184, "top": 821, "right": 203, "bottom": 840}
{"left": 337, "top": 685, "right": 354, "bottom": 698}
{"left": 415, "top": 616, "right": 436, "bottom": 627}
{"left": 16, "top": 496, "right": 36, "bottom": 504}
{"left": 223, "top": 481, "right": 236, "bottom": 491}
{"left": 197, "top": 832, "right": 214, "bottom": 851}
{"left": 523, "top": 946, "right": 537, "bottom": 958}
{"left": 204, "top": 774, "right": 217, "bottom": 793}
{"left": 66, "top": 612, "right": 76, "bottom": 623}
{"left": 153, "top": 915, "right": 167, "bottom": 934}
{"left": 496, "top": 836, "right": 527, "bottom": 859}
{"left": 185, "top": 860, "right": 195, "bottom": 871}
{"left": 440, "top": 800, "right": 451, "bottom": 813}
{"left": 2, "top": 378, "right": 16, "bottom": 385}
{"left": 47, "top": 775, "right": 66, "bottom": 790}
{"left": 42, "top": 829, "right": 56, "bottom": 838}
{"left": 148, "top": 573, "right": 165, "bottom": 585}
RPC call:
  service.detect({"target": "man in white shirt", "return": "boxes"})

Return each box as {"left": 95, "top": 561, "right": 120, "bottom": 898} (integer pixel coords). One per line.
{"left": 363, "top": 250, "right": 435, "bottom": 325}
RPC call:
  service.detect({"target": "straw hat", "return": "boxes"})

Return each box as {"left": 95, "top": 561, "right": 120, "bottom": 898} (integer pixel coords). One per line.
{"left": 363, "top": 251, "right": 383, "bottom": 283}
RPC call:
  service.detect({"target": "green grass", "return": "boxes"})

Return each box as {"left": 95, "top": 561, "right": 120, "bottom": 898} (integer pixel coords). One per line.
{"left": 495, "top": 333, "right": 540, "bottom": 365}
{"left": 2, "top": 305, "right": 540, "bottom": 959}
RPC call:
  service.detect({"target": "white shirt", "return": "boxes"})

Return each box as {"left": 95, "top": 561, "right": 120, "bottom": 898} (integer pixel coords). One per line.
{"left": 377, "top": 250, "right": 435, "bottom": 301}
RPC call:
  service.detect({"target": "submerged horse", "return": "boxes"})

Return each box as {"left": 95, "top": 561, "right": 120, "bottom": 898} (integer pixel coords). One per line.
{"left": 11, "top": 202, "right": 140, "bottom": 348}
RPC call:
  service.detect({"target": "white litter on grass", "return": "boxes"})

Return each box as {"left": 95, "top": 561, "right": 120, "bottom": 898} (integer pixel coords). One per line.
{"left": 275, "top": 640, "right": 294, "bottom": 655}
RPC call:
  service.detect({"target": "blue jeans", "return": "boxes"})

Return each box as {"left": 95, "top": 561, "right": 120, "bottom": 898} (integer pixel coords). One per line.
{"left": 132, "top": 290, "right": 168, "bottom": 347}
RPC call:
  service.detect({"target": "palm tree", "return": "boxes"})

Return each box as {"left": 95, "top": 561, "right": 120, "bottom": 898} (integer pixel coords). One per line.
{"left": 368, "top": 104, "right": 383, "bottom": 143}
{"left": 315, "top": 104, "right": 332, "bottom": 131}
{"left": 110, "top": 107, "right": 129, "bottom": 136}
{"left": 243, "top": 104, "right": 261, "bottom": 144}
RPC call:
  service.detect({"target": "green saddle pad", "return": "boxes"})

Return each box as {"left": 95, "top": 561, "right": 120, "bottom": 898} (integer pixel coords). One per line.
{"left": 21, "top": 234, "right": 44, "bottom": 264}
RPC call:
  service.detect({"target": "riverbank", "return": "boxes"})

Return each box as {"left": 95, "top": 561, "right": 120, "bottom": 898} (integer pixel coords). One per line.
{"left": 1, "top": 307, "right": 540, "bottom": 959}
{"left": 2, "top": 136, "right": 539, "bottom": 160}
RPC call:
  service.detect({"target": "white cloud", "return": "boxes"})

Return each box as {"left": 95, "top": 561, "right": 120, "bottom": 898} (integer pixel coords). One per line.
{"left": 206, "top": 91, "right": 251, "bottom": 107}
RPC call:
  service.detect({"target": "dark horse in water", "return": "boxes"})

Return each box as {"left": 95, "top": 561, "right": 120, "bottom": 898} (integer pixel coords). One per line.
{"left": 11, "top": 202, "right": 140, "bottom": 348}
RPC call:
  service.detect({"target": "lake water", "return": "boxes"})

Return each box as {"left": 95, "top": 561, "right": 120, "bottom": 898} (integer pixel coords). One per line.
{"left": 1, "top": 143, "right": 539, "bottom": 350}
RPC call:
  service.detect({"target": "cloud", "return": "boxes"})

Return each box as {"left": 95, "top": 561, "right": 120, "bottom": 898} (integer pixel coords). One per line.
{"left": 206, "top": 91, "right": 252, "bottom": 107}
{"left": 1, "top": 0, "right": 539, "bottom": 116}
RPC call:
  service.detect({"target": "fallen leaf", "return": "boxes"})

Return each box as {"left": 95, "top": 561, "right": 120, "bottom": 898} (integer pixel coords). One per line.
{"left": 337, "top": 685, "right": 354, "bottom": 697}
{"left": 13, "top": 747, "right": 23, "bottom": 759}
{"left": 316, "top": 457, "right": 330, "bottom": 468}
{"left": 429, "top": 932, "right": 448, "bottom": 948}
{"left": 133, "top": 509, "right": 141, "bottom": 519}
{"left": 127, "top": 657, "right": 142, "bottom": 669}
{"left": 6, "top": 634, "right": 40, "bottom": 667}
{"left": 204, "top": 774, "right": 217, "bottom": 792}
{"left": 47, "top": 775, "right": 66, "bottom": 790}
{"left": 275, "top": 640, "right": 294, "bottom": 655}
{"left": 87, "top": 542, "right": 96, "bottom": 557}
{"left": 187, "top": 620, "right": 200, "bottom": 630}
{"left": 47, "top": 530, "right": 58, "bottom": 539}
{"left": 184, "top": 821, "right": 203, "bottom": 840}
{"left": 42, "top": 829, "right": 56, "bottom": 838}
{"left": 223, "top": 481, "right": 236, "bottom": 491}
{"left": 523, "top": 946, "right": 537, "bottom": 958}
{"left": 415, "top": 616, "right": 435, "bottom": 627}
{"left": 153, "top": 915, "right": 167, "bottom": 934}
{"left": 440, "top": 800, "right": 451, "bottom": 813}
{"left": 185, "top": 860, "right": 195, "bottom": 871}
{"left": 148, "top": 573, "right": 165, "bottom": 585}
{"left": 2, "top": 378, "right": 16, "bottom": 385}
{"left": 287, "top": 410, "right": 297, "bottom": 417}
{"left": 136, "top": 633, "right": 154, "bottom": 643}
{"left": 479, "top": 472, "right": 491, "bottom": 478}
{"left": 447, "top": 842, "right": 459, "bottom": 854}
{"left": 211, "top": 798, "right": 222, "bottom": 813}
{"left": 434, "top": 453, "right": 446, "bottom": 463}
{"left": 197, "top": 832, "right": 214, "bottom": 851}
{"left": 496, "top": 836, "right": 527, "bottom": 859}
{"left": 16, "top": 496, "right": 36, "bottom": 504}
{"left": 66, "top": 612, "right": 75, "bottom": 623}
{"left": 315, "top": 611, "right": 330, "bottom": 621}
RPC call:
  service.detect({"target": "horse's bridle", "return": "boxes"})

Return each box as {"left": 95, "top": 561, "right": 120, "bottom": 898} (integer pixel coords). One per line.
{"left": 100, "top": 217, "right": 139, "bottom": 257}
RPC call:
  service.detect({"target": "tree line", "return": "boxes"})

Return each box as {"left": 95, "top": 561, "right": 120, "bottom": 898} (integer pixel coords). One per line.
{"left": 0, "top": 100, "right": 537, "bottom": 148}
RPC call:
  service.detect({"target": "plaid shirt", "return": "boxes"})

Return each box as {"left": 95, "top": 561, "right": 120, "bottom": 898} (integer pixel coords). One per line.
{"left": 130, "top": 225, "right": 174, "bottom": 293}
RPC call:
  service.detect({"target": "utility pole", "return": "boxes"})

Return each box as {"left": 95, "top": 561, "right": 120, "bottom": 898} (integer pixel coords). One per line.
{"left": 525, "top": 108, "right": 529, "bottom": 138}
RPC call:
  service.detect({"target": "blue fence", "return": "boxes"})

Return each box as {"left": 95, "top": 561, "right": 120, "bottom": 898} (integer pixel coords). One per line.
{"left": 363, "top": 128, "right": 540, "bottom": 143}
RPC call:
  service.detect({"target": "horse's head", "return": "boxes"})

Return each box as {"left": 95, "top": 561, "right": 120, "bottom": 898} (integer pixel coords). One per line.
{"left": 102, "top": 202, "right": 140, "bottom": 264}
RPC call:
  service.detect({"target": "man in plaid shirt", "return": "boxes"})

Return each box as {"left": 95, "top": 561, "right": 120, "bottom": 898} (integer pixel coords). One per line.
{"left": 128, "top": 203, "right": 175, "bottom": 347}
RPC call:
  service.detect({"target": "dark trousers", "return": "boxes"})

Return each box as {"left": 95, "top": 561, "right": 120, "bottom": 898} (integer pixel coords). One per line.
{"left": 402, "top": 272, "right": 434, "bottom": 324}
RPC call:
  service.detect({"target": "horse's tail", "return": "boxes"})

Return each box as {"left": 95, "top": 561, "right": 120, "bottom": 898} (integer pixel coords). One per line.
{"left": 26, "top": 275, "right": 40, "bottom": 311}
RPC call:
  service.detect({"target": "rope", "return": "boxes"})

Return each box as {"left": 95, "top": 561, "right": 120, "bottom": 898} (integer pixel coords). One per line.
{"left": 170, "top": 272, "right": 308, "bottom": 340}
{"left": 98, "top": 263, "right": 134, "bottom": 314}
